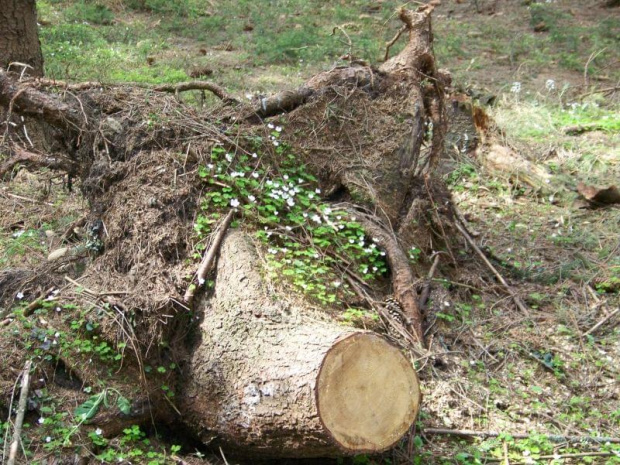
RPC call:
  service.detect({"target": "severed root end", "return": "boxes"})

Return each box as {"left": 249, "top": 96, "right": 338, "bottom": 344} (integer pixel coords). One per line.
{"left": 316, "top": 333, "right": 421, "bottom": 452}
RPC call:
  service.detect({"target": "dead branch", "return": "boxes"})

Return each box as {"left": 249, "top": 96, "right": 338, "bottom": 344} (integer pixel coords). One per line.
{"left": 422, "top": 427, "right": 620, "bottom": 444}
{"left": 153, "top": 81, "right": 238, "bottom": 102}
{"left": 355, "top": 213, "right": 425, "bottom": 345}
{"left": 384, "top": 25, "right": 407, "bottom": 62}
{"left": 419, "top": 253, "right": 440, "bottom": 309}
{"left": 7, "top": 360, "right": 32, "bottom": 465}
{"left": 0, "top": 146, "right": 77, "bottom": 178}
{"left": 455, "top": 221, "right": 530, "bottom": 316}
{"left": 0, "top": 69, "right": 83, "bottom": 130}
{"left": 184, "top": 209, "right": 235, "bottom": 305}
{"left": 584, "top": 307, "right": 620, "bottom": 336}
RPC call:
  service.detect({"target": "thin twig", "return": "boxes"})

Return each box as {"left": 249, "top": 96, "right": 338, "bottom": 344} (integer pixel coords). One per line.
{"left": 7, "top": 360, "right": 32, "bottom": 465}
{"left": 384, "top": 25, "right": 407, "bottom": 62}
{"left": 455, "top": 222, "right": 530, "bottom": 316}
{"left": 419, "top": 253, "right": 440, "bottom": 309}
{"left": 584, "top": 307, "right": 620, "bottom": 336}
{"left": 422, "top": 427, "right": 620, "bottom": 444}
{"left": 184, "top": 209, "right": 235, "bottom": 305}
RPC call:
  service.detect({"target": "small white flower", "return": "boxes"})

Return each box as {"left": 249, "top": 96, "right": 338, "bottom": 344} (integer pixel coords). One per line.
{"left": 324, "top": 208, "right": 332, "bottom": 214}
{"left": 333, "top": 281, "right": 341, "bottom": 288}
{"left": 338, "top": 224, "right": 344, "bottom": 230}
{"left": 46, "top": 436, "right": 52, "bottom": 443}
{"left": 268, "top": 248, "right": 278, "bottom": 254}
{"left": 95, "top": 428, "right": 103, "bottom": 435}
{"left": 268, "top": 123, "right": 275, "bottom": 129}
{"left": 248, "top": 195, "right": 256, "bottom": 202}
{"left": 198, "top": 278, "right": 205, "bottom": 286}
{"left": 275, "top": 126, "right": 282, "bottom": 132}
{"left": 444, "top": 301, "right": 450, "bottom": 307}
{"left": 545, "top": 79, "right": 555, "bottom": 91}
{"left": 315, "top": 188, "right": 321, "bottom": 194}
{"left": 351, "top": 216, "right": 357, "bottom": 221}
{"left": 225, "top": 153, "right": 233, "bottom": 162}
{"left": 302, "top": 213, "right": 308, "bottom": 218}
{"left": 16, "top": 292, "right": 24, "bottom": 300}
{"left": 349, "top": 239, "right": 355, "bottom": 244}
{"left": 372, "top": 267, "right": 378, "bottom": 271}
{"left": 252, "top": 172, "right": 259, "bottom": 178}
{"left": 308, "top": 193, "right": 315, "bottom": 199}
{"left": 286, "top": 198, "right": 295, "bottom": 207}
{"left": 311, "top": 215, "right": 322, "bottom": 223}
{"left": 230, "top": 199, "right": 240, "bottom": 208}
{"left": 274, "top": 211, "right": 278, "bottom": 216}
{"left": 252, "top": 152, "right": 258, "bottom": 158}
{"left": 380, "top": 251, "right": 386, "bottom": 256}
{"left": 266, "top": 180, "right": 273, "bottom": 186}
{"left": 12, "top": 230, "right": 25, "bottom": 238}
{"left": 38, "top": 417, "right": 45, "bottom": 424}
{"left": 285, "top": 226, "right": 292, "bottom": 231}
{"left": 55, "top": 307, "right": 62, "bottom": 312}
{"left": 273, "top": 140, "right": 280, "bottom": 147}
{"left": 336, "top": 215, "right": 342, "bottom": 220}
{"left": 245, "top": 93, "right": 253, "bottom": 100}
{"left": 510, "top": 82, "right": 522, "bottom": 94}
{"left": 283, "top": 175, "right": 289, "bottom": 180}
{"left": 207, "top": 163, "right": 214, "bottom": 169}
{"left": 298, "top": 178, "right": 303, "bottom": 184}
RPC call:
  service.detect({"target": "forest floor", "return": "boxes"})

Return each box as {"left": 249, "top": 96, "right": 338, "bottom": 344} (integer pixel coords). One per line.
{"left": 1, "top": 0, "right": 619, "bottom": 463}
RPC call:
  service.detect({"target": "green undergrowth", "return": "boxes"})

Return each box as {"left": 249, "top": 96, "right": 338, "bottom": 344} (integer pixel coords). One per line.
{"left": 2, "top": 300, "right": 182, "bottom": 463}
{"left": 193, "top": 126, "right": 387, "bottom": 309}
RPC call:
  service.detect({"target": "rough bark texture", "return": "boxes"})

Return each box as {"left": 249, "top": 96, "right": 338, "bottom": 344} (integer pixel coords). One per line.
{"left": 0, "top": 0, "right": 44, "bottom": 77}
{"left": 180, "top": 231, "right": 420, "bottom": 458}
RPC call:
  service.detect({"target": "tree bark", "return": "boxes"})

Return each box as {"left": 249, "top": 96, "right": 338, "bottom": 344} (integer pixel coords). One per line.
{"left": 0, "top": 0, "right": 44, "bottom": 77}
{"left": 180, "top": 231, "right": 421, "bottom": 458}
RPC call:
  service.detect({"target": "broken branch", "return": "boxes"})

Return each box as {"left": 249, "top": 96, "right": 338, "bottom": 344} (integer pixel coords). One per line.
{"left": 7, "top": 361, "right": 32, "bottom": 465}
{"left": 184, "top": 209, "right": 235, "bottom": 305}
{"left": 455, "top": 221, "right": 530, "bottom": 316}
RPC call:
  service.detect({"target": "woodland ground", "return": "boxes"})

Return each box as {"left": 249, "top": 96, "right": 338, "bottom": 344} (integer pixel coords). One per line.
{"left": 1, "top": 0, "right": 619, "bottom": 464}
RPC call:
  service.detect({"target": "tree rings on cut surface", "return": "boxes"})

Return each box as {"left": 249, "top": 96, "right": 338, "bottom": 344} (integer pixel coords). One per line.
{"left": 317, "top": 333, "right": 421, "bottom": 452}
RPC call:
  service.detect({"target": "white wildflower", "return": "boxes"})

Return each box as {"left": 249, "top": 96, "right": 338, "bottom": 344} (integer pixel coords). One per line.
{"left": 315, "top": 188, "right": 321, "bottom": 194}
{"left": 311, "top": 215, "right": 322, "bottom": 223}
{"left": 252, "top": 152, "right": 258, "bottom": 158}
{"left": 225, "top": 153, "right": 233, "bottom": 162}
{"left": 16, "top": 292, "right": 24, "bottom": 300}
{"left": 95, "top": 428, "right": 103, "bottom": 435}
{"left": 287, "top": 198, "right": 295, "bottom": 207}
{"left": 230, "top": 199, "right": 240, "bottom": 208}
{"left": 333, "top": 281, "right": 341, "bottom": 287}
{"left": 283, "top": 175, "right": 289, "bottom": 180}
{"left": 275, "top": 126, "right": 282, "bottom": 132}
{"left": 248, "top": 195, "right": 256, "bottom": 202}
{"left": 46, "top": 436, "right": 52, "bottom": 443}
{"left": 267, "top": 123, "right": 274, "bottom": 129}
{"left": 308, "top": 193, "right": 314, "bottom": 199}
{"left": 545, "top": 79, "right": 555, "bottom": 91}
{"left": 273, "top": 211, "right": 278, "bottom": 216}
{"left": 207, "top": 163, "right": 214, "bottom": 170}
{"left": 38, "top": 417, "right": 45, "bottom": 424}
{"left": 12, "top": 230, "right": 25, "bottom": 238}
{"left": 273, "top": 140, "right": 280, "bottom": 147}
{"left": 510, "top": 82, "right": 522, "bottom": 94}
{"left": 245, "top": 93, "right": 253, "bottom": 100}
{"left": 252, "top": 172, "right": 259, "bottom": 178}
{"left": 198, "top": 278, "right": 205, "bottom": 286}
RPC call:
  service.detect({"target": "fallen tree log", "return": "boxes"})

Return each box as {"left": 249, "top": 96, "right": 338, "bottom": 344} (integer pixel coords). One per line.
{"left": 180, "top": 231, "right": 421, "bottom": 457}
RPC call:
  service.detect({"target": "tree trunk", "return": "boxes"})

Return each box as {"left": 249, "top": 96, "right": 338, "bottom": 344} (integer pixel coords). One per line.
{"left": 180, "top": 231, "right": 421, "bottom": 458}
{"left": 0, "top": 0, "right": 44, "bottom": 77}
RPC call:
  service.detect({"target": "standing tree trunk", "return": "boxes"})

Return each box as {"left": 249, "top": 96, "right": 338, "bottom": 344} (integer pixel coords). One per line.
{"left": 0, "top": 0, "right": 44, "bottom": 76}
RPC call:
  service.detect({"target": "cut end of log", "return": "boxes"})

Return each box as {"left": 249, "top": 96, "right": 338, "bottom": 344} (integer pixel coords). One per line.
{"left": 316, "top": 333, "right": 421, "bottom": 453}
